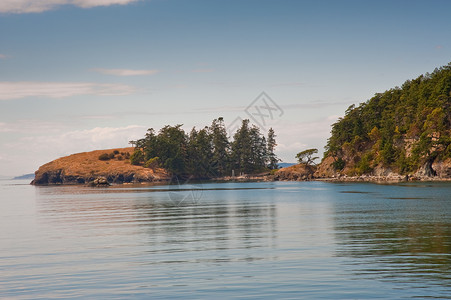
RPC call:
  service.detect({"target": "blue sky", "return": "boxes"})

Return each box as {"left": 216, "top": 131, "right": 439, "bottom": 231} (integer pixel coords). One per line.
{"left": 1, "top": 0, "right": 450, "bottom": 176}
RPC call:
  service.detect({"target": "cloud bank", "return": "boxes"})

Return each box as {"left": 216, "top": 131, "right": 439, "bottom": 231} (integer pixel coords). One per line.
{"left": 0, "top": 0, "right": 140, "bottom": 14}
{"left": 1, "top": 125, "right": 146, "bottom": 175}
{"left": 0, "top": 81, "right": 136, "bottom": 100}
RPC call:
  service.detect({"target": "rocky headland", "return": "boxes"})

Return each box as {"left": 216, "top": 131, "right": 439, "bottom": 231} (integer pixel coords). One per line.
{"left": 272, "top": 164, "right": 316, "bottom": 181}
{"left": 31, "top": 148, "right": 170, "bottom": 185}
{"left": 269, "top": 159, "right": 451, "bottom": 183}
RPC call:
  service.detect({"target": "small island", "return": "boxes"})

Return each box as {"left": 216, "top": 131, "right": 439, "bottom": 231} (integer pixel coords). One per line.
{"left": 31, "top": 148, "right": 170, "bottom": 185}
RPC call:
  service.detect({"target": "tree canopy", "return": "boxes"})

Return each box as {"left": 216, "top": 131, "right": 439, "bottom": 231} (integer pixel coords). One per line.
{"left": 130, "top": 118, "right": 279, "bottom": 178}
{"left": 296, "top": 148, "right": 319, "bottom": 166}
{"left": 324, "top": 62, "right": 451, "bottom": 175}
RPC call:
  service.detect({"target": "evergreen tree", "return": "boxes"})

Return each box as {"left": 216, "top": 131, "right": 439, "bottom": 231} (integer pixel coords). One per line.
{"left": 231, "top": 119, "right": 268, "bottom": 174}
{"left": 267, "top": 127, "right": 279, "bottom": 169}
{"left": 231, "top": 119, "right": 252, "bottom": 174}
{"left": 155, "top": 125, "right": 187, "bottom": 175}
{"left": 131, "top": 118, "right": 278, "bottom": 177}
{"left": 186, "top": 126, "right": 213, "bottom": 178}
{"left": 209, "top": 117, "right": 230, "bottom": 176}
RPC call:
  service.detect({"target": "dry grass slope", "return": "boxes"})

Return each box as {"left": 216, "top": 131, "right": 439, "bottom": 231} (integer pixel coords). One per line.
{"left": 33, "top": 147, "right": 170, "bottom": 185}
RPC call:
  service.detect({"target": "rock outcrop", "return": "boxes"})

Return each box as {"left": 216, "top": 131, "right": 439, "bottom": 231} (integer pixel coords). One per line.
{"left": 315, "top": 155, "right": 451, "bottom": 182}
{"left": 273, "top": 164, "right": 316, "bottom": 181}
{"left": 31, "top": 148, "right": 170, "bottom": 185}
{"left": 432, "top": 158, "right": 451, "bottom": 178}
{"left": 88, "top": 177, "right": 110, "bottom": 187}
{"left": 313, "top": 156, "right": 336, "bottom": 178}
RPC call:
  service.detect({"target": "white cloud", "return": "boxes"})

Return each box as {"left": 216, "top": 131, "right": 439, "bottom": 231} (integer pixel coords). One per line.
{"left": 54, "top": 125, "right": 146, "bottom": 149}
{"left": 92, "top": 68, "right": 159, "bottom": 76}
{"left": 0, "top": 122, "right": 13, "bottom": 133}
{"left": 0, "top": 0, "right": 64, "bottom": 13}
{"left": 2, "top": 125, "right": 146, "bottom": 175}
{"left": 14, "top": 125, "right": 146, "bottom": 153}
{"left": 0, "top": 54, "right": 7, "bottom": 59}
{"left": 270, "top": 116, "right": 339, "bottom": 162}
{"left": 0, "top": 0, "right": 140, "bottom": 14}
{"left": 0, "top": 81, "right": 136, "bottom": 100}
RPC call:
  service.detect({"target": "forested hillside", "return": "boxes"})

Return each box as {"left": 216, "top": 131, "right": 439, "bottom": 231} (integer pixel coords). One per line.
{"left": 322, "top": 63, "right": 451, "bottom": 177}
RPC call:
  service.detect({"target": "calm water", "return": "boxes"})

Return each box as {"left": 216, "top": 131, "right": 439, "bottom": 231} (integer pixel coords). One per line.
{"left": 0, "top": 180, "right": 450, "bottom": 299}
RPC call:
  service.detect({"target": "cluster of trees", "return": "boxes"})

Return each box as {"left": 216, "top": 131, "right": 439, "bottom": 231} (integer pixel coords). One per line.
{"left": 325, "top": 63, "right": 451, "bottom": 175}
{"left": 129, "top": 118, "right": 279, "bottom": 178}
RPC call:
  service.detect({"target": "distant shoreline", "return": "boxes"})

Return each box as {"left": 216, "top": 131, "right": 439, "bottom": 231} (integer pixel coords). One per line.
{"left": 12, "top": 174, "right": 35, "bottom": 180}
{"left": 29, "top": 174, "right": 451, "bottom": 186}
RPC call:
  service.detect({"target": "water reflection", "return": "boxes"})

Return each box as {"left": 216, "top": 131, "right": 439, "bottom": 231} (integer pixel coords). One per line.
{"left": 34, "top": 183, "right": 279, "bottom": 265}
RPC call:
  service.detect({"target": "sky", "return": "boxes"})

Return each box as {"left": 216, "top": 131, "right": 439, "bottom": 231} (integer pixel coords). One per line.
{"left": 1, "top": 0, "right": 451, "bottom": 177}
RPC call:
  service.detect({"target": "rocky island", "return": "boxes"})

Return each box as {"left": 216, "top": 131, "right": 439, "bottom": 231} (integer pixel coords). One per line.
{"left": 32, "top": 148, "right": 170, "bottom": 185}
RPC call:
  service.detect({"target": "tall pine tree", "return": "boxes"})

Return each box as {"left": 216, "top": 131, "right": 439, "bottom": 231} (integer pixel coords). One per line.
{"left": 267, "top": 127, "right": 279, "bottom": 169}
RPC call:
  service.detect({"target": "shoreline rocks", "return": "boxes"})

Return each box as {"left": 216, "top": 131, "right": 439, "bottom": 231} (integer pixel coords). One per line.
{"left": 88, "top": 177, "right": 110, "bottom": 187}
{"left": 272, "top": 164, "right": 316, "bottom": 181}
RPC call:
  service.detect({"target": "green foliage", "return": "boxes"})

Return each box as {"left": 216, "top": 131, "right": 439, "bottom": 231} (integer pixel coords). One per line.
{"left": 381, "top": 141, "right": 396, "bottom": 166}
{"left": 144, "top": 157, "right": 159, "bottom": 168}
{"left": 130, "top": 118, "right": 277, "bottom": 177}
{"left": 270, "top": 169, "right": 278, "bottom": 175}
{"left": 356, "top": 152, "right": 373, "bottom": 175}
{"left": 267, "top": 128, "right": 279, "bottom": 169}
{"left": 130, "top": 149, "right": 145, "bottom": 166}
{"left": 332, "top": 158, "right": 345, "bottom": 171}
{"left": 210, "top": 117, "right": 230, "bottom": 176}
{"left": 230, "top": 119, "right": 268, "bottom": 174}
{"left": 99, "top": 151, "right": 131, "bottom": 162}
{"left": 296, "top": 148, "right": 319, "bottom": 165}
{"left": 325, "top": 62, "right": 451, "bottom": 174}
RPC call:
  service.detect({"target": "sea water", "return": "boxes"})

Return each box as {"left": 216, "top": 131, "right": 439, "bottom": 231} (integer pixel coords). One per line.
{"left": 0, "top": 180, "right": 450, "bottom": 299}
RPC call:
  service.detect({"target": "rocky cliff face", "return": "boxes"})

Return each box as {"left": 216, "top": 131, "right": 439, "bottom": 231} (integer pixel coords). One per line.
{"left": 430, "top": 158, "right": 451, "bottom": 178}
{"left": 31, "top": 148, "right": 170, "bottom": 185}
{"left": 313, "top": 156, "right": 336, "bottom": 178}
